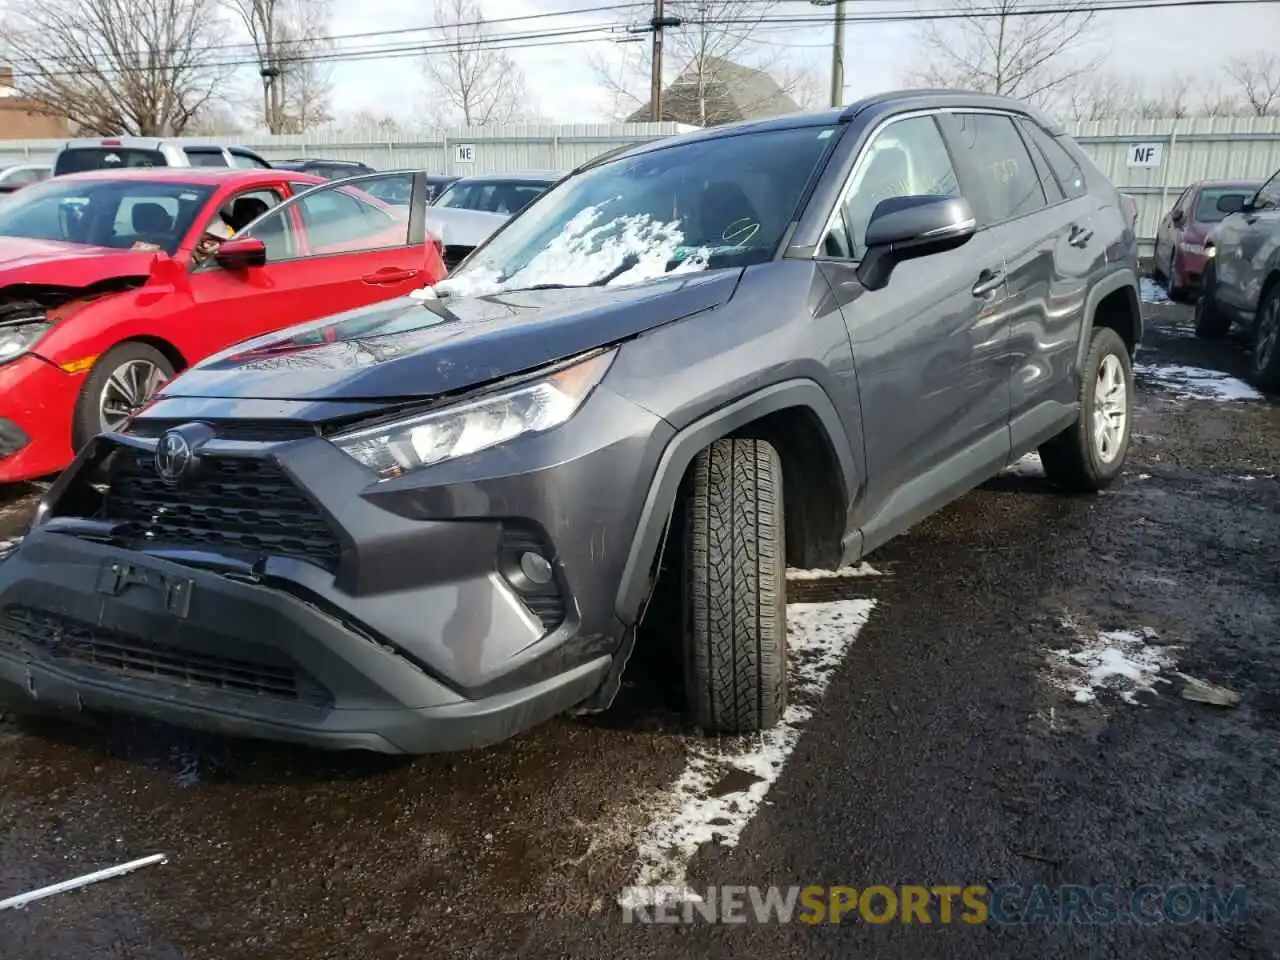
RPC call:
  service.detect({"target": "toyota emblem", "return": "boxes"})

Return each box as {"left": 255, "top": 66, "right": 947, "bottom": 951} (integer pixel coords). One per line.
{"left": 155, "top": 430, "right": 193, "bottom": 484}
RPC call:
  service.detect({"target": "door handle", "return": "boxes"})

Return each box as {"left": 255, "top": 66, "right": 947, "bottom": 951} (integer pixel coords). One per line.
{"left": 1068, "top": 224, "right": 1094, "bottom": 247}
{"left": 972, "top": 269, "right": 1005, "bottom": 298}
{"left": 362, "top": 268, "right": 420, "bottom": 285}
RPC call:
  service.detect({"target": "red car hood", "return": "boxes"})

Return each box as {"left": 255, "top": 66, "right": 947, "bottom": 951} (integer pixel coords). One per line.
{"left": 0, "top": 236, "right": 160, "bottom": 285}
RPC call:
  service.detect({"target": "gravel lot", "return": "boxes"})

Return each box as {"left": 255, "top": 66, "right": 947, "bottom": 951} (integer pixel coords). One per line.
{"left": 1, "top": 295, "right": 1277, "bottom": 959}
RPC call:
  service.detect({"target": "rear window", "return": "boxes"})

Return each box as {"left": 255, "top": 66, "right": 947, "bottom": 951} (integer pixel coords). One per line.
{"left": 1195, "top": 187, "right": 1254, "bottom": 223}
{"left": 54, "top": 148, "right": 166, "bottom": 175}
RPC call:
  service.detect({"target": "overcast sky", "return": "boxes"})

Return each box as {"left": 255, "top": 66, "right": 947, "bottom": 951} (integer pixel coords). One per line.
{"left": 324, "top": 0, "right": 1279, "bottom": 124}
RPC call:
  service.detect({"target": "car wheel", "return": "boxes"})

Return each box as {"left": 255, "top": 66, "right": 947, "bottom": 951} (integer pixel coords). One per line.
{"left": 73, "top": 342, "right": 175, "bottom": 449}
{"left": 683, "top": 437, "right": 787, "bottom": 734}
{"left": 1251, "top": 285, "right": 1280, "bottom": 391}
{"left": 1039, "top": 326, "right": 1133, "bottom": 493}
{"left": 1194, "top": 264, "right": 1230, "bottom": 339}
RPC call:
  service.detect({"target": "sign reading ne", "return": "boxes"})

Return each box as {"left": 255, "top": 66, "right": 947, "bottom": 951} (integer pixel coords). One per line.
{"left": 453, "top": 143, "right": 476, "bottom": 164}
{"left": 1126, "top": 143, "right": 1163, "bottom": 168}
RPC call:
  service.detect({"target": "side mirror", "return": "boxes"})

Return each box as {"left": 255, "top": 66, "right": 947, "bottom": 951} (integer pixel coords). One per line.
{"left": 1170, "top": 208, "right": 1185, "bottom": 226}
{"left": 214, "top": 236, "right": 267, "bottom": 270}
{"left": 857, "top": 195, "right": 976, "bottom": 291}
{"left": 1239, "top": 194, "right": 1257, "bottom": 214}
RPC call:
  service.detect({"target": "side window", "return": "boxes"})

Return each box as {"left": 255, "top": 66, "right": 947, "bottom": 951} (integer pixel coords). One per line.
{"left": 229, "top": 151, "right": 271, "bottom": 170}
{"left": 194, "top": 188, "right": 289, "bottom": 265}
{"left": 1014, "top": 119, "right": 1062, "bottom": 204}
{"left": 184, "top": 148, "right": 229, "bottom": 168}
{"left": 826, "top": 114, "right": 961, "bottom": 259}
{"left": 1021, "top": 123, "right": 1088, "bottom": 201}
{"left": 272, "top": 176, "right": 412, "bottom": 257}
{"left": 7, "top": 167, "right": 43, "bottom": 185}
{"left": 1254, "top": 170, "right": 1280, "bottom": 211}
{"left": 952, "top": 113, "right": 1046, "bottom": 222}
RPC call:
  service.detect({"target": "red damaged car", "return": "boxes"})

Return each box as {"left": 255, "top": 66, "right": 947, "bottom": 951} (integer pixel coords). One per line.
{"left": 0, "top": 167, "right": 447, "bottom": 483}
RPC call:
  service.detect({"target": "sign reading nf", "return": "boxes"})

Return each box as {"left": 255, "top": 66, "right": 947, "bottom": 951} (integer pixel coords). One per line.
{"left": 454, "top": 143, "right": 476, "bottom": 164}
{"left": 1126, "top": 143, "right": 1163, "bottom": 168}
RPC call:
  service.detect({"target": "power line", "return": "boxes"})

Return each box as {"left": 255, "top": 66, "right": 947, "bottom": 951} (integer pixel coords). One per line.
{"left": 8, "top": 0, "right": 1277, "bottom": 81}
{"left": 0, "top": 2, "right": 649, "bottom": 67}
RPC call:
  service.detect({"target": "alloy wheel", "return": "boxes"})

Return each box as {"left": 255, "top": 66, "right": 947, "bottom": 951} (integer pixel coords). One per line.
{"left": 99, "top": 358, "right": 169, "bottom": 432}
{"left": 1092, "top": 353, "right": 1128, "bottom": 464}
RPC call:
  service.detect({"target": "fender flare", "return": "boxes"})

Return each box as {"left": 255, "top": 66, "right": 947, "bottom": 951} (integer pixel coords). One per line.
{"left": 614, "top": 378, "right": 857, "bottom": 624}
{"left": 1076, "top": 267, "right": 1142, "bottom": 371}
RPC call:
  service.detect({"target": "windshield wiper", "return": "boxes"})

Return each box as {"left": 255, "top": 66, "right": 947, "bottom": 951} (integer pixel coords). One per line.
{"left": 500, "top": 254, "right": 641, "bottom": 294}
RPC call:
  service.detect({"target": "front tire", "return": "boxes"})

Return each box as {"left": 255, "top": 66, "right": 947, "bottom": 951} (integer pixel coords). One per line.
{"left": 72, "top": 342, "right": 175, "bottom": 450}
{"left": 1251, "top": 285, "right": 1280, "bottom": 392}
{"left": 1194, "top": 262, "right": 1231, "bottom": 340}
{"left": 683, "top": 438, "right": 787, "bottom": 734}
{"left": 1039, "top": 327, "right": 1133, "bottom": 493}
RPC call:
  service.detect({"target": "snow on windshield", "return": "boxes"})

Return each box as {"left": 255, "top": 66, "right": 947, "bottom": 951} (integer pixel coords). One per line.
{"left": 432, "top": 203, "right": 712, "bottom": 298}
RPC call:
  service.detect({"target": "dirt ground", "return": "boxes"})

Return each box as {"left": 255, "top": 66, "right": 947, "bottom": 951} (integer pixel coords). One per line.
{"left": 0, "top": 296, "right": 1277, "bottom": 959}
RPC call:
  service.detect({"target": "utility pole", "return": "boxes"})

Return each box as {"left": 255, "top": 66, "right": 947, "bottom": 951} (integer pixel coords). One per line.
{"left": 647, "top": 0, "right": 681, "bottom": 122}
{"left": 829, "top": 0, "right": 846, "bottom": 108}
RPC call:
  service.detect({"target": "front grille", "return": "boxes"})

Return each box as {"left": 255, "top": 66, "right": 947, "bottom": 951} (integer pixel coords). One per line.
{"left": 0, "top": 604, "right": 332, "bottom": 705}
{"left": 101, "top": 450, "right": 343, "bottom": 571}
{"left": 126, "top": 419, "right": 318, "bottom": 442}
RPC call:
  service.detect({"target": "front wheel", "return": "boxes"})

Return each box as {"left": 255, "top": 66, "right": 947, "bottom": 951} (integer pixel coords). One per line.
{"left": 1251, "top": 286, "right": 1280, "bottom": 392}
{"left": 72, "top": 342, "right": 175, "bottom": 450}
{"left": 683, "top": 438, "right": 787, "bottom": 734}
{"left": 1039, "top": 327, "right": 1133, "bottom": 493}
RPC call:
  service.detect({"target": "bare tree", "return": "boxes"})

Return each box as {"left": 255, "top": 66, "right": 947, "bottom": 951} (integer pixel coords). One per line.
{"left": 590, "top": 0, "right": 810, "bottom": 125}
{"left": 225, "top": 0, "right": 332, "bottom": 133}
{"left": 341, "top": 108, "right": 405, "bottom": 137}
{"left": 0, "top": 0, "right": 230, "bottom": 135}
{"left": 420, "top": 0, "right": 525, "bottom": 127}
{"left": 1064, "top": 72, "right": 1143, "bottom": 122}
{"left": 904, "top": 0, "right": 1098, "bottom": 111}
{"left": 1225, "top": 51, "right": 1280, "bottom": 117}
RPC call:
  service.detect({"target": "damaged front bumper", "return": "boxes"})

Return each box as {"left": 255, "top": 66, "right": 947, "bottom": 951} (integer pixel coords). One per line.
{"left": 0, "top": 390, "right": 671, "bottom": 753}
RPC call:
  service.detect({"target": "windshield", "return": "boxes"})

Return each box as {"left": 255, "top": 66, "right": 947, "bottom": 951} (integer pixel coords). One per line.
{"left": 1195, "top": 187, "right": 1255, "bottom": 223}
{"left": 436, "top": 124, "right": 841, "bottom": 297}
{"left": 0, "top": 179, "right": 215, "bottom": 254}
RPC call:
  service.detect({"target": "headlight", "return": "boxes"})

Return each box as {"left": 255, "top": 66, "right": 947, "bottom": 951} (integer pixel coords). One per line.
{"left": 331, "top": 349, "right": 616, "bottom": 478}
{"left": 1179, "top": 242, "right": 1206, "bottom": 255}
{"left": 0, "top": 320, "right": 50, "bottom": 363}
{"left": 1205, "top": 244, "right": 1216, "bottom": 258}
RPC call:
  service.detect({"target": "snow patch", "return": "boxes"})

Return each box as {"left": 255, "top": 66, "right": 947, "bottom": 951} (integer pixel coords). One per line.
{"left": 433, "top": 203, "right": 711, "bottom": 298}
{"left": 1140, "top": 277, "right": 1169, "bottom": 303}
{"left": 786, "top": 563, "right": 882, "bottom": 581}
{"left": 1049, "top": 622, "right": 1176, "bottom": 705}
{"left": 618, "top": 598, "right": 875, "bottom": 908}
{"left": 1134, "top": 362, "right": 1263, "bottom": 401}
{"left": 0, "top": 537, "right": 21, "bottom": 556}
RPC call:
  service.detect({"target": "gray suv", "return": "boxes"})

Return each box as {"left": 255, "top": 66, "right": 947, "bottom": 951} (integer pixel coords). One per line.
{"left": 1195, "top": 164, "right": 1280, "bottom": 390}
{"left": 0, "top": 91, "right": 1142, "bottom": 754}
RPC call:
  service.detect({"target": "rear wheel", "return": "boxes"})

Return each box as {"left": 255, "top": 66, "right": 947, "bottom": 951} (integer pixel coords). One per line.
{"left": 1040, "top": 327, "right": 1133, "bottom": 493}
{"left": 682, "top": 438, "right": 787, "bottom": 734}
{"left": 72, "top": 342, "right": 174, "bottom": 449}
{"left": 1251, "top": 285, "right": 1280, "bottom": 391}
{"left": 1194, "top": 263, "right": 1230, "bottom": 339}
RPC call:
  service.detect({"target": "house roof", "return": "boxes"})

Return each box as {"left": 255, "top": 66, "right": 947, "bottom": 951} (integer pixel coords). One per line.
{"left": 626, "top": 57, "right": 801, "bottom": 126}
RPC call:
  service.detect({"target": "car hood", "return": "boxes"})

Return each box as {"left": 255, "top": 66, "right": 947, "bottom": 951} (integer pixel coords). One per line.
{"left": 424, "top": 207, "right": 509, "bottom": 248}
{"left": 0, "top": 235, "right": 160, "bottom": 285}
{"left": 161, "top": 268, "right": 743, "bottom": 401}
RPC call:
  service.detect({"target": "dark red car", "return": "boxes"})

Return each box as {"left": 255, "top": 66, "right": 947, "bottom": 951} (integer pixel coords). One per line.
{"left": 1152, "top": 178, "right": 1262, "bottom": 301}
{"left": 0, "top": 167, "right": 447, "bottom": 483}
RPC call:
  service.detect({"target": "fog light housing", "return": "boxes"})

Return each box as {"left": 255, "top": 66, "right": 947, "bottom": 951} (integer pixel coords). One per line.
{"left": 520, "top": 551, "right": 553, "bottom": 585}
